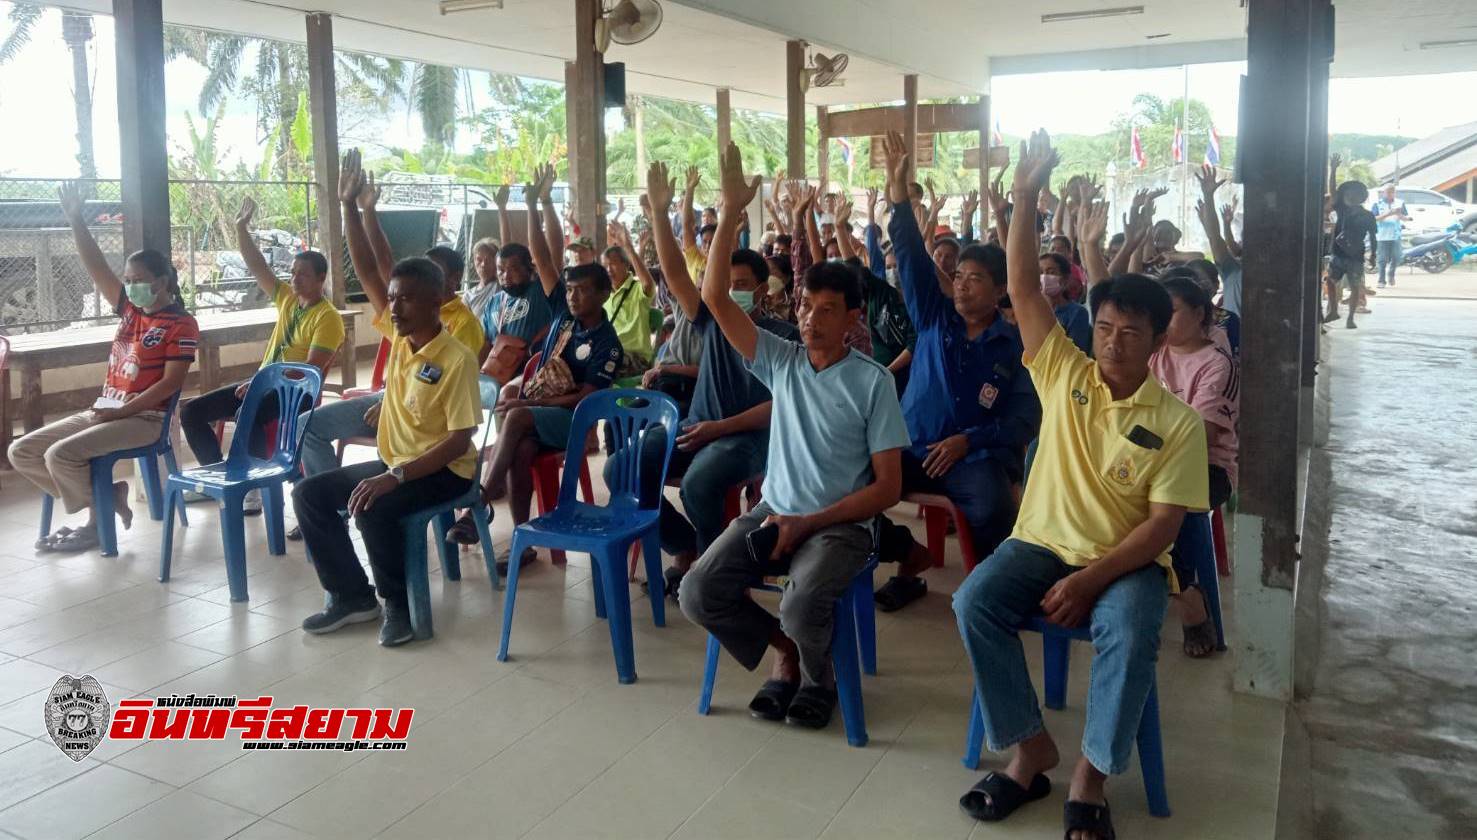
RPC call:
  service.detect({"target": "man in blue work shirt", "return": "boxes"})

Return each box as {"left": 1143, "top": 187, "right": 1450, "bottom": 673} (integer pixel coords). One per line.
{"left": 871, "top": 162, "right": 1041, "bottom": 613}
{"left": 1371, "top": 183, "right": 1410, "bottom": 289}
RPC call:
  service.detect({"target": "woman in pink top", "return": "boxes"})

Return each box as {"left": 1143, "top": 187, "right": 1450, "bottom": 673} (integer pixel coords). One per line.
{"left": 1152, "top": 275, "right": 1239, "bottom": 658}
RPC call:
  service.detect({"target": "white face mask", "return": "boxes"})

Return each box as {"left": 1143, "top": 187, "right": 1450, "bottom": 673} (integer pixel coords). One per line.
{"left": 885, "top": 267, "right": 900, "bottom": 286}
{"left": 1041, "top": 273, "right": 1063, "bottom": 297}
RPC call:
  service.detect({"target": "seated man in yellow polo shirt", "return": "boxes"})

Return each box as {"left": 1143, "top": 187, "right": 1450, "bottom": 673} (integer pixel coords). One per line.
{"left": 180, "top": 197, "right": 343, "bottom": 512}
{"left": 292, "top": 246, "right": 481, "bottom": 644}
{"left": 950, "top": 130, "right": 1207, "bottom": 840}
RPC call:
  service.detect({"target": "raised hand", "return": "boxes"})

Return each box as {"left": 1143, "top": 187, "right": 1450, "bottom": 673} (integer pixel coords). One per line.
{"left": 538, "top": 163, "right": 558, "bottom": 202}
{"left": 925, "top": 177, "right": 938, "bottom": 211}
{"left": 835, "top": 199, "right": 853, "bottom": 228}
{"left": 523, "top": 168, "right": 541, "bottom": 206}
{"left": 646, "top": 161, "right": 675, "bottom": 213}
{"left": 865, "top": 187, "right": 879, "bottom": 222}
{"left": 616, "top": 197, "right": 626, "bottom": 220}
{"left": 685, "top": 165, "right": 701, "bottom": 195}
{"left": 1194, "top": 164, "right": 1226, "bottom": 201}
{"left": 1082, "top": 199, "right": 1109, "bottom": 244}
{"left": 608, "top": 219, "right": 632, "bottom": 249}
{"left": 1221, "top": 193, "right": 1238, "bottom": 225}
{"left": 962, "top": 190, "right": 980, "bottom": 221}
{"left": 58, "top": 181, "right": 86, "bottom": 224}
{"left": 356, "top": 170, "right": 382, "bottom": 211}
{"left": 233, "top": 196, "right": 256, "bottom": 229}
{"left": 337, "top": 149, "right": 363, "bottom": 204}
{"left": 1013, "top": 130, "right": 1059, "bottom": 194}
{"left": 881, "top": 130, "right": 911, "bottom": 204}
{"left": 493, "top": 184, "right": 510, "bottom": 207}
{"left": 717, "top": 142, "right": 761, "bottom": 212}
{"left": 984, "top": 170, "right": 1009, "bottom": 216}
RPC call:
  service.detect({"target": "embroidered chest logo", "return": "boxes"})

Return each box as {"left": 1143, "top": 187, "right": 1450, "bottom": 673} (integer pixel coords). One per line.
{"left": 140, "top": 326, "right": 167, "bottom": 349}
{"left": 575, "top": 343, "right": 591, "bottom": 361}
{"left": 1107, "top": 456, "right": 1137, "bottom": 487}
{"left": 978, "top": 382, "right": 999, "bottom": 409}
{"left": 415, "top": 363, "right": 442, "bottom": 385}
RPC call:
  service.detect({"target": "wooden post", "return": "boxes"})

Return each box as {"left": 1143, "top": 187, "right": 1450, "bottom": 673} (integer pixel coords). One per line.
{"left": 112, "top": 0, "right": 170, "bottom": 256}
{"left": 633, "top": 94, "right": 646, "bottom": 180}
{"left": 564, "top": 61, "right": 580, "bottom": 214}
{"left": 716, "top": 87, "right": 732, "bottom": 151}
{"left": 816, "top": 106, "right": 829, "bottom": 194}
{"left": 305, "top": 12, "right": 353, "bottom": 389}
{"left": 1234, "top": 0, "right": 1324, "bottom": 700}
{"left": 978, "top": 94, "right": 992, "bottom": 236}
{"left": 903, "top": 74, "right": 919, "bottom": 185}
{"left": 1301, "top": 5, "right": 1331, "bottom": 408}
{"left": 786, "top": 40, "right": 806, "bottom": 179}
{"left": 572, "top": 0, "right": 607, "bottom": 251}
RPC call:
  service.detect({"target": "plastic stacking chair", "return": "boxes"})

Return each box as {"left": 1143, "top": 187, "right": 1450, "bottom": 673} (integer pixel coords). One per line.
{"left": 397, "top": 420, "right": 502, "bottom": 642}
{"left": 1174, "top": 511, "right": 1226, "bottom": 651}
{"left": 697, "top": 556, "right": 880, "bottom": 748}
{"left": 39, "top": 393, "right": 189, "bottom": 558}
{"left": 515, "top": 352, "right": 596, "bottom": 565}
{"left": 962, "top": 618, "right": 1170, "bottom": 818}
{"left": 1212, "top": 507, "right": 1230, "bottom": 577}
{"left": 903, "top": 492, "right": 980, "bottom": 572}
{"left": 626, "top": 474, "right": 762, "bottom": 582}
{"left": 159, "top": 363, "right": 323, "bottom": 601}
{"left": 343, "top": 337, "right": 392, "bottom": 399}
{"left": 497, "top": 389, "right": 681, "bottom": 683}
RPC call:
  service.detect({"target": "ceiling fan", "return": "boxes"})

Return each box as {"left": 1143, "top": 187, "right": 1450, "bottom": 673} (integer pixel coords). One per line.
{"left": 799, "top": 50, "right": 849, "bottom": 92}
{"left": 596, "top": 0, "right": 664, "bottom": 52}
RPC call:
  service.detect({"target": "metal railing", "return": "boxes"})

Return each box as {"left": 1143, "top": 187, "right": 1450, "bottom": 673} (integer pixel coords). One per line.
{"left": 0, "top": 177, "right": 316, "bottom": 335}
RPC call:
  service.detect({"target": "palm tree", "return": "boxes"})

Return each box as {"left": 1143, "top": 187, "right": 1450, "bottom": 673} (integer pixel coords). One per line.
{"left": 165, "top": 29, "right": 405, "bottom": 179}
{"left": 3, "top": 4, "right": 98, "bottom": 180}
{"left": 409, "top": 63, "right": 460, "bottom": 150}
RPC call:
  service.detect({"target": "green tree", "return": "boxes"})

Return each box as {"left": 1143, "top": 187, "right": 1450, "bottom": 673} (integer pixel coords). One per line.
{"left": 3, "top": 4, "right": 98, "bottom": 180}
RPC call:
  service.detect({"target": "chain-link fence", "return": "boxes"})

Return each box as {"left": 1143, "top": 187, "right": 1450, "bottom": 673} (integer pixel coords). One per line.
{"left": 0, "top": 177, "right": 315, "bottom": 335}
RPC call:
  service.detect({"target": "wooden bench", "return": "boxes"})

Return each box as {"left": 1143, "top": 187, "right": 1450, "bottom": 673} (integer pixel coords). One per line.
{"left": 1, "top": 307, "right": 357, "bottom": 460}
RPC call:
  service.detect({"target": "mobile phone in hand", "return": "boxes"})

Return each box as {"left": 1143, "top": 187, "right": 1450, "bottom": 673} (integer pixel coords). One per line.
{"left": 746, "top": 523, "right": 781, "bottom": 566}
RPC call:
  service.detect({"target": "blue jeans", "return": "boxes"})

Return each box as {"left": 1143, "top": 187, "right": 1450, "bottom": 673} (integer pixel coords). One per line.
{"left": 608, "top": 426, "right": 769, "bottom": 557}
{"left": 298, "top": 393, "right": 382, "bottom": 479}
{"left": 1375, "top": 239, "right": 1400, "bottom": 286}
{"left": 953, "top": 539, "right": 1168, "bottom": 775}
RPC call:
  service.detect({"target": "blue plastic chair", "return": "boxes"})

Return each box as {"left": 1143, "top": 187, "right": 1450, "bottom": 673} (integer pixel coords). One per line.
{"left": 398, "top": 419, "right": 502, "bottom": 642}
{"left": 158, "top": 363, "right": 323, "bottom": 601}
{"left": 959, "top": 513, "right": 1225, "bottom": 819}
{"left": 697, "top": 556, "right": 879, "bottom": 748}
{"left": 38, "top": 393, "right": 189, "bottom": 557}
{"left": 497, "top": 389, "right": 681, "bottom": 683}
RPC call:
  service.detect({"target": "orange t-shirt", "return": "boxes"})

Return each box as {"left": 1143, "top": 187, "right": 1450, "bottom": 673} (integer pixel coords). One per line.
{"left": 101, "top": 292, "right": 199, "bottom": 410}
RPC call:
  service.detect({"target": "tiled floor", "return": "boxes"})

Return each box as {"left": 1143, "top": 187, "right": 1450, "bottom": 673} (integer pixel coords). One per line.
{"left": 0, "top": 446, "right": 1283, "bottom": 839}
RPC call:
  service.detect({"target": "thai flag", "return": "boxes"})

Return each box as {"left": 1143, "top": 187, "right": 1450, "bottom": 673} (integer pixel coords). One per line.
{"left": 837, "top": 136, "right": 853, "bottom": 166}
{"left": 1131, "top": 126, "right": 1146, "bottom": 170}
{"left": 1172, "top": 125, "right": 1185, "bottom": 164}
{"left": 1205, "top": 124, "right": 1222, "bottom": 166}
{"left": 992, "top": 119, "right": 1003, "bottom": 147}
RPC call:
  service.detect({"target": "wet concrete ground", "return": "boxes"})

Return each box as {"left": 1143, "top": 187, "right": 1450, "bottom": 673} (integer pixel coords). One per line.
{"left": 1300, "top": 296, "right": 1477, "bottom": 838}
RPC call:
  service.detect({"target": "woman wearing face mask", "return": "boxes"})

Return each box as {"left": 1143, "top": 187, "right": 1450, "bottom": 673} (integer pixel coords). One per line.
{"left": 1038, "top": 252, "right": 1091, "bottom": 354}
{"left": 10, "top": 183, "right": 199, "bottom": 554}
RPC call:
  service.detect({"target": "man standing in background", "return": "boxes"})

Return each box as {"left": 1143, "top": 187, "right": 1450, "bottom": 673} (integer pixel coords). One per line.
{"left": 1371, "top": 184, "right": 1410, "bottom": 289}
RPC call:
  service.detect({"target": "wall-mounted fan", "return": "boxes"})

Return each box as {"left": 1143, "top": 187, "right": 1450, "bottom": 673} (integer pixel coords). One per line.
{"left": 596, "top": 0, "right": 663, "bottom": 52}
{"left": 799, "top": 50, "right": 849, "bottom": 92}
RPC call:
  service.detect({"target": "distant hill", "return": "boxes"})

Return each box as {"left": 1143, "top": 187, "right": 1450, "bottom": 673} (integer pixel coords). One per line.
{"left": 1328, "top": 133, "right": 1416, "bottom": 161}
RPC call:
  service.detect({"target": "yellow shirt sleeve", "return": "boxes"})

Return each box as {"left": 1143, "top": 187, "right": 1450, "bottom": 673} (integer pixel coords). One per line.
{"left": 683, "top": 245, "right": 707, "bottom": 285}
{"left": 1147, "top": 412, "right": 1211, "bottom": 512}
{"left": 372, "top": 306, "right": 393, "bottom": 339}
{"left": 1023, "top": 322, "right": 1090, "bottom": 393}
{"left": 442, "top": 302, "right": 486, "bottom": 353}
{"left": 305, "top": 303, "right": 345, "bottom": 356}
{"left": 438, "top": 349, "right": 482, "bottom": 434}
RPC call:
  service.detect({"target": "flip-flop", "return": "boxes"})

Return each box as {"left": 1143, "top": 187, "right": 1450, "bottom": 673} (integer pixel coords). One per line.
{"left": 873, "top": 575, "right": 927, "bottom": 612}
{"left": 446, "top": 512, "right": 482, "bottom": 545}
{"left": 784, "top": 685, "right": 836, "bottom": 730}
{"left": 494, "top": 547, "right": 539, "bottom": 576}
{"left": 35, "top": 527, "right": 74, "bottom": 552}
{"left": 1063, "top": 799, "right": 1115, "bottom": 840}
{"left": 960, "top": 771, "right": 1052, "bottom": 822}
{"left": 747, "top": 679, "right": 799, "bottom": 721}
{"left": 49, "top": 527, "right": 101, "bottom": 554}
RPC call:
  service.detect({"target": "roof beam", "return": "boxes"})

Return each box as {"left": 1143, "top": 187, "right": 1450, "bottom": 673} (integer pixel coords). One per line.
{"left": 990, "top": 39, "right": 1248, "bottom": 75}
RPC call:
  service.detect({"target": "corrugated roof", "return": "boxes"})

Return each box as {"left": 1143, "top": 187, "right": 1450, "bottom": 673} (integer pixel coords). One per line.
{"left": 1373, "top": 120, "right": 1477, "bottom": 185}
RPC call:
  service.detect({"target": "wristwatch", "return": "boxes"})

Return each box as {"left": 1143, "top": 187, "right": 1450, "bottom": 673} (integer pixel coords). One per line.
{"left": 388, "top": 466, "right": 406, "bottom": 484}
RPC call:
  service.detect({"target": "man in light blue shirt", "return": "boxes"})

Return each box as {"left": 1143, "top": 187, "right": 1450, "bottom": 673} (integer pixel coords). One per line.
{"left": 681, "top": 143, "right": 909, "bottom": 731}
{"left": 1371, "top": 183, "right": 1410, "bottom": 288}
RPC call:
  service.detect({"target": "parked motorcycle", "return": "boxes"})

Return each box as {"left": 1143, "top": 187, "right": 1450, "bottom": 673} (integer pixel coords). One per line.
{"left": 1401, "top": 222, "right": 1477, "bottom": 274}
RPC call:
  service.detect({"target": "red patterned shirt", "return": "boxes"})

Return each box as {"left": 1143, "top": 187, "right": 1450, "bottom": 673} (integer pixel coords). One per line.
{"left": 101, "top": 292, "right": 199, "bottom": 410}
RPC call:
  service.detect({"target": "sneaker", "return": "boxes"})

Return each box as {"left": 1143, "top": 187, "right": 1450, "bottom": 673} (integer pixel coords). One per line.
{"left": 242, "top": 489, "right": 263, "bottom": 517}
{"left": 378, "top": 601, "right": 414, "bottom": 647}
{"left": 302, "top": 592, "right": 381, "bottom": 634}
{"left": 286, "top": 525, "right": 303, "bottom": 541}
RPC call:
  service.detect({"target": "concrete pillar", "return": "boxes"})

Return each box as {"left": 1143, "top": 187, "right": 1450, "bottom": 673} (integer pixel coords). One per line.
{"left": 715, "top": 87, "right": 731, "bottom": 151}
{"left": 305, "top": 12, "right": 352, "bottom": 388}
{"left": 815, "top": 106, "right": 829, "bottom": 194}
{"left": 571, "top": 0, "right": 606, "bottom": 251}
{"left": 978, "top": 94, "right": 992, "bottom": 234}
{"left": 903, "top": 74, "right": 919, "bottom": 184}
{"left": 564, "top": 61, "right": 579, "bottom": 210}
{"left": 112, "top": 0, "right": 169, "bottom": 256}
{"left": 1299, "top": 5, "right": 1331, "bottom": 439}
{"left": 786, "top": 40, "right": 806, "bottom": 178}
{"left": 1234, "top": 0, "right": 1327, "bottom": 701}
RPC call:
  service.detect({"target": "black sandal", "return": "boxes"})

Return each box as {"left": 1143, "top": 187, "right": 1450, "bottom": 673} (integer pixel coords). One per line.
{"left": 49, "top": 527, "right": 100, "bottom": 554}
{"left": 36, "top": 526, "right": 74, "bottom": 552}
{"left": 747, "top": 679, "right": 799, "bottom": 721}
{"left": 494, "top": 547, "right": 538, "bottom": 576}
{"left": 873, "top": 576, "right": 927, "bottom": 612}
{"left": 1182, "top": 618, "right": 1218, "bottom": 658}
{"left": 1063, "top": 799, "right": 1115, "bottom": 840}
{"left": 784, "top": 685, "right": 836, "bottom": 729}
{"left": 959, "top": 771, "right": 1052, "bottom": 822}
{"left": 446, "top": 512, "right": 481, "bottom": 545}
